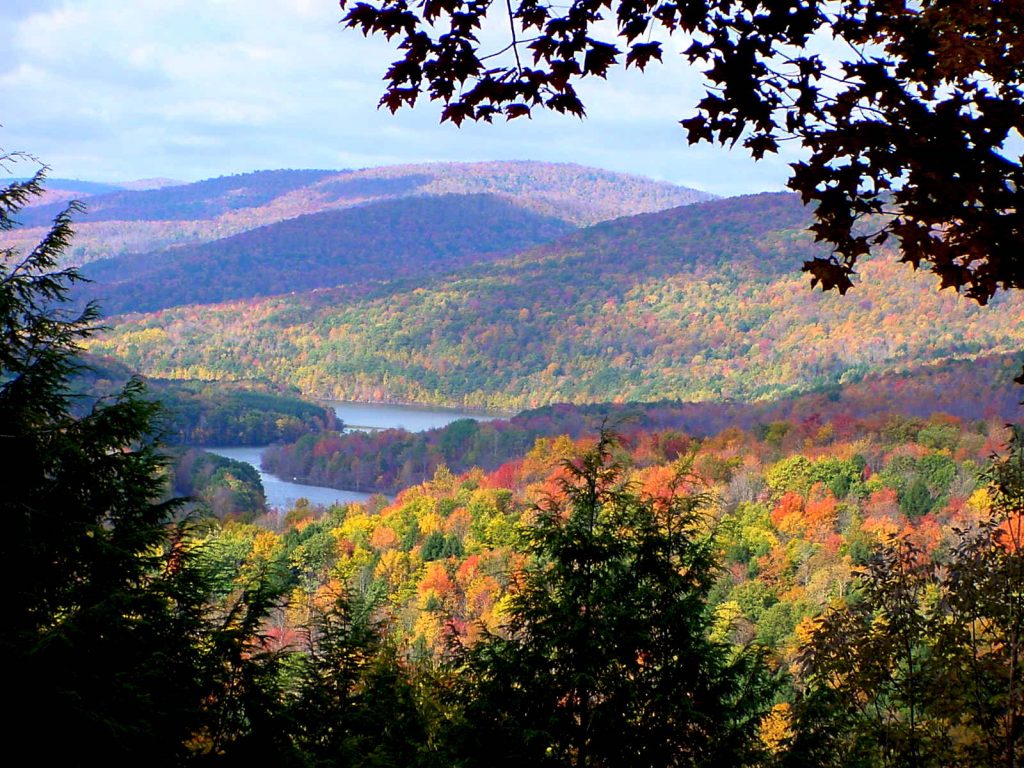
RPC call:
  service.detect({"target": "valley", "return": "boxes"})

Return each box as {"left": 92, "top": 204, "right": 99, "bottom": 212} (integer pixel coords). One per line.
{"left": 9, "top": 157, "right": 1024, "bottom": 768}
{"left": 9, "top": 3, "right": 1024, "bottom": 763}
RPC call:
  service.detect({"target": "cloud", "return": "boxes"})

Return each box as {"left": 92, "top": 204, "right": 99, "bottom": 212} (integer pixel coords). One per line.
{"left": 1, "top": 0, "right": 791, "bottom": 194}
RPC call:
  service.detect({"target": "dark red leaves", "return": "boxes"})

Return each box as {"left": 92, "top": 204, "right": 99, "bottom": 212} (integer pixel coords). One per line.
{"left": 379, "top": 87, "right": 418, "bottom": 112}
{"left": 625, "top": 42, "right": 662, "bottom": 71}
{"left": 506, "top": 103, "right": 532, "bottom": 119}
{"left": 340, "top": 0, "right": 1024, "bottom": 304}
{"left": 583, "top": 40, "right": 620, "bottom": 77}
{"left": 804, "top": 257, "right": 855, "bottom": 295}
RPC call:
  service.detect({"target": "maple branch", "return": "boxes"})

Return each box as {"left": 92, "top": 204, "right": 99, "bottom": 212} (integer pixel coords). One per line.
{"left": 506, "top": 0, "right": 524, "bottom": 76}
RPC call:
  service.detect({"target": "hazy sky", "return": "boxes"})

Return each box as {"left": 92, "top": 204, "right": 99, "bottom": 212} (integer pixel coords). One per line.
{"left": 1, "top": 0, "right": 804, "bottom": 195}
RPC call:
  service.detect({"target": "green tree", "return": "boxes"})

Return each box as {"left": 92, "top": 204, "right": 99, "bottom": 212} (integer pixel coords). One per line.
{"left": 0, "top": 160, "right": 285, "bottom": 765}
{"left": 1, "top": 160, "right": 185, "bottom": 761}
{"left": 289, "top": 589, "right": 434, "bottom": 768}
{"left": 448, "top": 432, "right": 772, "bottom": 767}
{"left": 900, "top": 476, "right": 934, "bottom": 518}
{"left": 341, "top": 0, "right": 1022, "bottom": 304}
{"left": 933, "top": 427, "right": 1024, "bottom": 768}
{"left": 789, "top": 538, "right": 949, "bottom": 768}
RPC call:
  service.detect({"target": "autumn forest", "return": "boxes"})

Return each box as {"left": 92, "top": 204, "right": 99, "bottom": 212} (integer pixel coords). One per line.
{"left": 5, "top": 94, "right": 1024, "bottom": 768}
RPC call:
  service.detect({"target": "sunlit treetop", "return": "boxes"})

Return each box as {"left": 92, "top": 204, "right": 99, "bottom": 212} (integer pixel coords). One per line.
{"left": 340, "top": 0, "right": 1024, "bottom": 303}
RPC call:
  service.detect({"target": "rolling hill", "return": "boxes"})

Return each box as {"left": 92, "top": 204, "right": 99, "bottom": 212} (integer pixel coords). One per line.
{"left": 18, "top": 169, "right": 334, "bottom": 226}
{"left": 87, "top": 191, "right": 1024, "bottom": 411}
{"left": 79, "top": 194, "right": 576, "bottom": 314}
{"left": 4, "top": 161, "right": 712, "bottom": 267}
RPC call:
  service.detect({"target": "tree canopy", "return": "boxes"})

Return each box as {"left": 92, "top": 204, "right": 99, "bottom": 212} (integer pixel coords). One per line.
{"left": 450, "top": 432, "right": 773, "bottom": 767}
{"left": 340, "top": 0, "right": 1023, "bottom": 303}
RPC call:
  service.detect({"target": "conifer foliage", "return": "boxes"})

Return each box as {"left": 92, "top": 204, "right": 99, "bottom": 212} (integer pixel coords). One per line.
{"left": 0, "top": 158, "right": 206, "bottom": 764}
{"left": 450, "top": 432, "right": 773, "bottom": 767}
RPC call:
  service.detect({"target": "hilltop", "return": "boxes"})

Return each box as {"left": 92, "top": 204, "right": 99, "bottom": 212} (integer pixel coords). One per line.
{"left": 5, "top": 161, "right": 711, "bottom": 267}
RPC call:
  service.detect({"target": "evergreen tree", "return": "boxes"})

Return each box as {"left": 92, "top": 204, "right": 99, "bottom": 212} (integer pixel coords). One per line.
{"left": 288, "top": 589, "right": 434, "bottom": 768}
{"left": 447, "top": 432, "right": 773, "bottom": 767}
{"left": 0, "top": 159, "right": 218, "bottom": 764}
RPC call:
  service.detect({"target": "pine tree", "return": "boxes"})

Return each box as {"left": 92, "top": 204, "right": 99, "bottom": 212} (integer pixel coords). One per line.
{"left": 0, "top": 158, "right": 207, "bottom": 764}
{"left": 448, "top": 431, "right": 772, "bottom": 767}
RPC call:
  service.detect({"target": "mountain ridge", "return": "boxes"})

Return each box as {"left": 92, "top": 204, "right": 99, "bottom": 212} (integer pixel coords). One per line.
{"left": 3, "top": 161, "right": 712, "bottom": 268}
{"left": 88, "top": 191, "right": 1024, "bottom": 410}
{"left": 79, "top": 193, "right": 576, "bottom": 315}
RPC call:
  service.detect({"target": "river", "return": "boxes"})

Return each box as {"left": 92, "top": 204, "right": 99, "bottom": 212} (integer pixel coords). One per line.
{"left": 206, "top": 401, "right": 503, "bottom": 510}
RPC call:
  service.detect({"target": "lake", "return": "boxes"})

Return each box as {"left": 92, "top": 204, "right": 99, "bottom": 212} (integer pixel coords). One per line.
{"left": 327, "top": 400, "right": 501, "bottom": 432}
{"left": 204, "top": 446, "right": 373, "bottom": 510}
{"left": 206, "top": 401, "right": 505, "bottom": 510}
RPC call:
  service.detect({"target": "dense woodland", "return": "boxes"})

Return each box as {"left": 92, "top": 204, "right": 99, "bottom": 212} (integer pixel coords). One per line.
{"left": 73, "top": 354, "right": 337, "bottom": 445}
{"left": 90, "top": 193, "right": 1024, "bottom": 410}
{"left": 261, "top": 352, "right": 1024, "bottom": 494}
{"left": 7, "top": 154, "right": 1024, "bottom": 767}
{"left": 78, "top": 194, "right": 575, "bottom": 314}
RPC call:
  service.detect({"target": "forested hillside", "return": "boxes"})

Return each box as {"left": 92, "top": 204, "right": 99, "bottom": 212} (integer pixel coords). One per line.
{"left": 78, "top": 194, "right": 575, "bottom": 314}
{"left": 269, "top": 412, "right": 1009, "bottom": 657}
{"left": 262, "top": 352, "right": 1024, "bottom": 493}
{"left": 3, "top": 161, "right": 709, "bottom": 267}
{"left": 190, "top": 411, "right": 1024, "bottom": 766}
{"left": 90, "top": 193, "right": 1024, "bottom": 409}
{"left": 72, "top": 354, "right": 337, "bottom": 446}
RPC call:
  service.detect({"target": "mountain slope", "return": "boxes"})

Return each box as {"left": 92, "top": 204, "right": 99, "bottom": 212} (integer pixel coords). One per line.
{"left": 18, "top": 169, "right": 335, "bottom": 226}
{"left": 80, "top": 194, "right": 575, "bottom": 314}
{"left": 88, "top": 192, "right": 1024, "bottom": 410}
{"left": 4, "top": 162, "right": 712, "bottom": 267}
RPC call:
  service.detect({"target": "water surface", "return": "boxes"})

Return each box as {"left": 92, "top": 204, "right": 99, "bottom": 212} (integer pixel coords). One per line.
{"left": 204, "top": 402, "right": 505, "bottom": 510}
{"left": 205, "top": 446, "right": 372, "bottom": 510}
{"left": 328, "top": 400, "right": 502, "bottom": 432}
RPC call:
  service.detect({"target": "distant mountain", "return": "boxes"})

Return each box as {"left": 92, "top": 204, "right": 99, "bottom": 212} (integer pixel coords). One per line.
{"left": 11, "top": 176, "right": 185, "bottom": 211}
{"left": 14, "top": 176, "right": 185, "bottom": 196}
{"left": 313, "top": 161, "right": 713, "bottom": 226}
{"left": 113, "top": 178, "right": 185, "bottom": 191}
{"left": 1, "top": 161, "right": 712, "bottom": 267}
{"left": 21, "top": 178, "right": 124, "bottom": 196}
{"left": 80, "top": 194, "right": 575, "bottom": 314}
{"left": 8, "top": 177, "right": 124, "bottom": 211}
{"left": 89, "top": 192, "right": 1024, "bottom": 410}
{"left": 18, "top": 169, "right": 336, "bottom": 226}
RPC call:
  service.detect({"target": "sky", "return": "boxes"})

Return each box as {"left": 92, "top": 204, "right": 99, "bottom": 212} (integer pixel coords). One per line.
{"left": 1, "top": 0, "right": 804, "bottom": 196}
